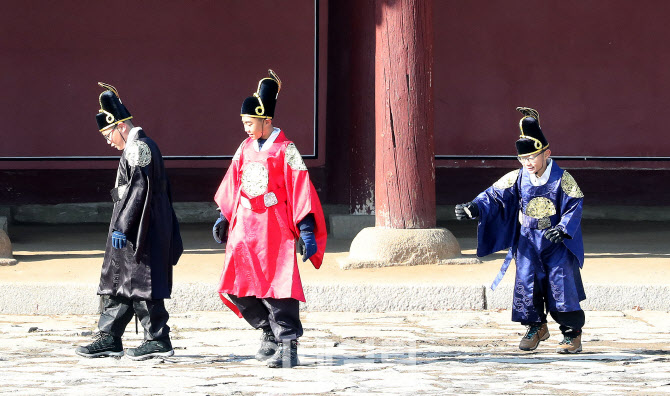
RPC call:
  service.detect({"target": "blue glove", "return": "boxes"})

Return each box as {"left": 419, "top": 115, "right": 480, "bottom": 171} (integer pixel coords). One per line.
{"left": 213, "top": 213, "right": 229, "bottom": 244}
{"left": 111, "top": 231, "right": 127, "bottom": 249}
{"left": 298, "top": 231, "right": 317, "bottom": 262}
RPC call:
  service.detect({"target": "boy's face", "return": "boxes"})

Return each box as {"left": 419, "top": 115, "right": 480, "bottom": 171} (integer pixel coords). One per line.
{"left": 518, "top": 149, "right": 551, "bottom": 176}
{"left": 241, "top": 116, "right": 266, "bottom": 140}
{"left": 101, "top": 124, "right": 126, "bottom": 151}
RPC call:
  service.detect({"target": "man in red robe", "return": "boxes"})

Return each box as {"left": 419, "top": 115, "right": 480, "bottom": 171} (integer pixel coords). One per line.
{"left": 213, "top": 70, "right": 327, "bottom": 368}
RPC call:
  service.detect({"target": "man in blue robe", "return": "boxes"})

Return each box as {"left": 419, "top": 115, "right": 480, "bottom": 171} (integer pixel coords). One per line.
{"left": 455, "top": 107, "right": 585, "bottom": 354}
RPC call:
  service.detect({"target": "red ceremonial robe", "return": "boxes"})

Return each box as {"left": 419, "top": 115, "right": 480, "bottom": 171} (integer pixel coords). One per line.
{"left": 214, "top": 130, "right": 327, "bottom": 308}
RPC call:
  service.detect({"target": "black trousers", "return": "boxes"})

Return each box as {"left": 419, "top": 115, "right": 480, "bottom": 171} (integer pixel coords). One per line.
{"left": 98, "top": 295, "right": 170, "bottom": 340}
{"left": 228, "top": 294, "right": 303, "bottom": 341}
{"left": 521, "top": 277, "right": 585, "bottom": 337}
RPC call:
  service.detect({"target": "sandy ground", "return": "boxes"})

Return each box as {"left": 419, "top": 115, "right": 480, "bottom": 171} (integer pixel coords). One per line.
{"left": 2, "top": 220, "right": 670, "bottom": 287}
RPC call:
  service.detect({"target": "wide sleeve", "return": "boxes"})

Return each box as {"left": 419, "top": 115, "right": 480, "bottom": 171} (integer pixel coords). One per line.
{"left": 471, "top": 169, "right": 521, "bottom": 257}
{"left": 557, "top": 171, "right": 585, "bottom": 266}
{"left": 214, "top": 141, "right": 245, "bottom": 222}
{"left": 112, "top": 149, "right": 152, "bottom": 259}
{"left": 283, "top": 142, "right": 327, "bottom": 269}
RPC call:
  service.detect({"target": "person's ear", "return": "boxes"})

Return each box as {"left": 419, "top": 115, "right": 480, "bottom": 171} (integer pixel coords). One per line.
{"left": 119, "top": 122, "right": 130, "bottom": 134}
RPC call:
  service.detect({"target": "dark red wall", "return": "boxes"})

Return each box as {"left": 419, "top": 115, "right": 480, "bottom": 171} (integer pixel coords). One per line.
{"left": 3, "top": 1, "right": 670, "bottom": 206}
{"left": 434, "top": 0, "right": 670, "bottom": 164}
{"left": 0, "top": 0, "right": 323, "bottom": 170}
{"left": 323, "top": 0, "right": 670, "bottom": 208}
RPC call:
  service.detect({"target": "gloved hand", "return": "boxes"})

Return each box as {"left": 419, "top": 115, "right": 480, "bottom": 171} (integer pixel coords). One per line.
{"left": 111, "top": 231, "right": 127, "bottom": 249}
{"left": 455, "top": 202, "right": 479, "bottom": 220}
{"left": 544, "top": 227, "right": 567, "bottom": 243}
{"left": 213, "top": 213, "right": 229, "bottom": 244}
{"left": 298, "top": 231, "right": 317, "bottom": 262}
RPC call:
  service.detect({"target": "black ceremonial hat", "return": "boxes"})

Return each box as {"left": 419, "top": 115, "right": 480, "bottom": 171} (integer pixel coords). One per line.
{"left": 96, "top": 82, "right": 133, "bottom": 131}
{"left": 241, "top": 70, "right": 282, "bottom": 119}
{"left": 515, "top": 107, "right": 549, "bottom": 156}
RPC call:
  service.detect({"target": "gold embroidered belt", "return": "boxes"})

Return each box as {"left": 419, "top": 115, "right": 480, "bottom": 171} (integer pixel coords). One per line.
{"left": 519, "top": 213, "right": 559, "bottom": 230}
{"left": 240, "top": 188, "right": 287, "bottom": 212}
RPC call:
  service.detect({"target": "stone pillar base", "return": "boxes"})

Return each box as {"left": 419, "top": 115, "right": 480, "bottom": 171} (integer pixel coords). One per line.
{"left": 337, "top": 227, "right": 480, "bottom": 270}
{"left": 0, "top": 229, "right": 17, "bottom": 266}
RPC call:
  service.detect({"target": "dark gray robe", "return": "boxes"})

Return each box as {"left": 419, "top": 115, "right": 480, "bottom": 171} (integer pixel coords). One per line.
{"left": 98, "top": 129, "right": 183, "bottom": 300}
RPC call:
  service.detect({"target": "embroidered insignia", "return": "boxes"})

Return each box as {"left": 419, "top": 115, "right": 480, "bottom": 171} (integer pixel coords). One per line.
{"left": 285, "top": 143, "right": 307, "bottom": 171}
{"left": 493, "top": 169, "right": 519, "bottom": 190}
{"left": 125, "top": 140, "right": 151, "bottom": 167}
{"left": 525, "top": 197, "right": 556, "bottom": 219}
{"left": 561, "top": 171, "right": 584, "bottom": 198}
{"left": 241, "top": 162, "right": 269, "bottom": 198}
{"left": 232, "top": 142, "right": 244, "bottom": 162}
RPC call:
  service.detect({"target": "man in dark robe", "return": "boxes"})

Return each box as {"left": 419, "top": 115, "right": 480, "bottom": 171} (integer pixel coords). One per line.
{"left": 76, "top": 83, "right": 183, "bottom": 360}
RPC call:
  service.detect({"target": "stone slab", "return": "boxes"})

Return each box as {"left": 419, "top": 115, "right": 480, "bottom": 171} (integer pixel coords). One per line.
{"left": 485, "top": 283, "right": 670, "bottom": 311}
{"left": 303, "top": 284, "right": 486, "bottom": 311}
{"left": 13, "top": 203, "right": 114, "bottom": 224}
{"left": 4, "top": 281, "right": 670, "bottom": 315}
{"left": 0, "top": 283, "right": 99, "bottom": 314}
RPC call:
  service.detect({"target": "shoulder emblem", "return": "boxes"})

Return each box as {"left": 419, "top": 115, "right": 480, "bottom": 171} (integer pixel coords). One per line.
{"left": 525, "top": 197, "right": 557, "bottom": 219}
{"left": 493, "top": 169, "right": 520, "bottom": 190}
{"left": 561, "top": 171, "right": 584, "bottom": 198}
{"left": 285, "top": 143, "right": 307, "bottom": 171}
{"left": 125, "top": 140, "right": 151, "bottom": 167}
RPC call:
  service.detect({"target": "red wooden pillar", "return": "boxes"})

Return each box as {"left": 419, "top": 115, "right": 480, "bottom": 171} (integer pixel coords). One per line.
{"left": 339, "top": 0, "right": 466, "bottom": 270}
{"left": 375, "top": 0, "right": 435, "bottom": 228}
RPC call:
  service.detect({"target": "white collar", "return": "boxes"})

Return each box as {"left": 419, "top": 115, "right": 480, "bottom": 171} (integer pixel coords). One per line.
{"left": 528, "top": 158, "right": 553, "bottom": 186}
{"left": 128, "top": 127, "right": 142, "bottom": 142}
{"left": 253, "top": 127, "right": 280, "bottom": 152}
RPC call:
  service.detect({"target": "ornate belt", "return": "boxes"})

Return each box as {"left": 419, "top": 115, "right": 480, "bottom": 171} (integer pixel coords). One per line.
{"left": 240, "top": 188, "right": 287, "bottom": 212}
{"left": 518, "top": 212, "right": 559, "bottom": 230}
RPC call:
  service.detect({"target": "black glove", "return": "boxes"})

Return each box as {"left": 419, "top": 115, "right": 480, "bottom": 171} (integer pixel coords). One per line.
{"left": 213, "top": 213, "right": 229, "bottom": 244}
{"left": 455, "top": 202, "right": 479, "bottom": 220}
{"left": 544, "top": 227, "right": 567, "bottom": 243}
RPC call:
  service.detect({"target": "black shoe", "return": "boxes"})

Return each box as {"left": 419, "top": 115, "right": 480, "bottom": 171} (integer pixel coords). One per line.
{"left": 267, "top": 339, "right": 299, "bottom": 368}
{"left": 255, "top": 328, "right": 278, "bottom": 361}
{"left": 75, "top": 332, "right": 124, "bottom": 358}
{"left": 126, "top": 338, "right": 174, "bottom": 361}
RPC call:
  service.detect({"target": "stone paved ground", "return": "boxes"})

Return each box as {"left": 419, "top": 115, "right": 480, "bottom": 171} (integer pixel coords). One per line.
{"left": 1, "top": 310, "right": 669, "bottom": 395}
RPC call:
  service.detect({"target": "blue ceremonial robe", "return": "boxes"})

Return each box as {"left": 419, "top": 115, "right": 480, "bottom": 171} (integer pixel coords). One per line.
{"left": 472, "top": 161, "right": 585, "bottom": 323}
